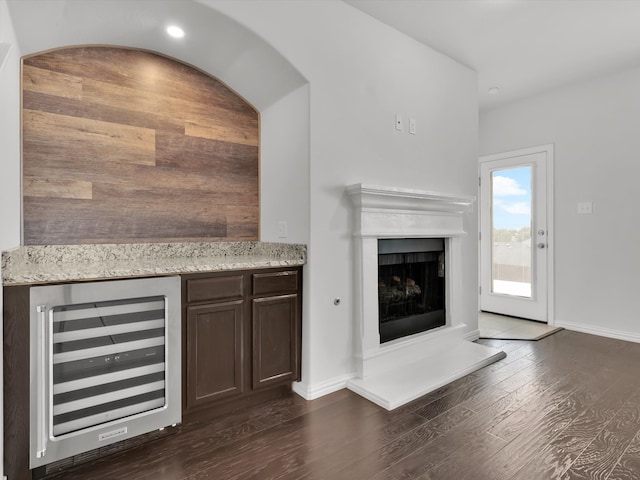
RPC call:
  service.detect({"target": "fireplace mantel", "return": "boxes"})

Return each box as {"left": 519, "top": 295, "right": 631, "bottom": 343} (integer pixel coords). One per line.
{"left": 346, "top": 184, "right": 475, "bottom": 239}
{"left": 346, "top": 183, "right": 475, "bottom": 213}
{"left": 346, "top": 183, "right": 504, "bottom": 410}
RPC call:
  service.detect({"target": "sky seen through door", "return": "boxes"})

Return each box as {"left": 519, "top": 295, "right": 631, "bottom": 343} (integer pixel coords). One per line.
{"left": 492, "top": 167, "right": 531, "bottom": 230}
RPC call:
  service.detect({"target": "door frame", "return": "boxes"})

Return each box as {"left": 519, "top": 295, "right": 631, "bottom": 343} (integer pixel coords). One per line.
{"left": 478, "top": 144, "right": 555, "bottom": 325}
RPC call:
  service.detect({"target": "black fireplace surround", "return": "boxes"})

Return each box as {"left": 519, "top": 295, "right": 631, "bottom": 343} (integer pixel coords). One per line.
{"left": 378, "top": 238, "right": 446, "bottom": 343}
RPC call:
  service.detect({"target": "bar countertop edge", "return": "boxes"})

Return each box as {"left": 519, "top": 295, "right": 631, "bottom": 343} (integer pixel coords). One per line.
{"left": 1, "top": 242, "right": 307, "bottom": 286}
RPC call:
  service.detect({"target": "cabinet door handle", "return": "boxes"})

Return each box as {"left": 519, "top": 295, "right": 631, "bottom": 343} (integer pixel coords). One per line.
{"left": 36, "top": 305, "right": 48, "bottom": 459}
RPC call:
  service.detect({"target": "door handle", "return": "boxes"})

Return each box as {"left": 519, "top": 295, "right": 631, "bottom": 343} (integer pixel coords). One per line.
{"left": 36, "top": 305, "right": 48, "bottom": 459}
{"left": 537, "top": 243, "right": 546, "bottom": 249}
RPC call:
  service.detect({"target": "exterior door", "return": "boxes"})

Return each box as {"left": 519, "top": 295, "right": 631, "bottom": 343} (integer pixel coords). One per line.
{"left": 479, "top": 145, "right": 553, "bottom": 322}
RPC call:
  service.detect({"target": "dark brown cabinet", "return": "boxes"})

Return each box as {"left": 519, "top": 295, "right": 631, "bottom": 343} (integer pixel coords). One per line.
{"left": 186, "top": 300, "right": 244, "bottom": 408}
{"left": 3, "top": 266, "right": 302, "bottom": 479}
{"left": 182, "top": 267, "right": 302, "bottom": 416}
{"left": 252, "top": 294, "right": 298, "bottom": 389}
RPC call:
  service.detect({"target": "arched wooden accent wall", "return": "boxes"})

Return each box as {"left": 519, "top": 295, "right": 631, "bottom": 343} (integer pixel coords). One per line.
{"left": 22, "top": 46, "right": 259, "bottom": 245}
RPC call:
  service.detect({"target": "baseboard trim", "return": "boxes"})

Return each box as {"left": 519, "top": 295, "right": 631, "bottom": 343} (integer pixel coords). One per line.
{"left": 291, "top": 329, "right": 483, "bottom": 403}
{"left": 556, "top": 320, "right": 640, "bottom": 344}
{"left": 292, "top": 373, "right": 355, "bottom": 400}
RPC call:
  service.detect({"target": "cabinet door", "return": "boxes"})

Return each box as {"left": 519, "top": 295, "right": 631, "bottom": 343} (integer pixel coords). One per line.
{"left": 186, "top": 301, "right": 243, "bottom": 410}
{"left": 252, "top": 294, "right": 298, "bottom": 389}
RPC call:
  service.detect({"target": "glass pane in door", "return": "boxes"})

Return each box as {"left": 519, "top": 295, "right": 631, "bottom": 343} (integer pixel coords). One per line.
{"left": 51, "top": 296, "right": 167, "bottom": 436}
{"left": 491, "top": 166, "right": 532, "bottom": 297}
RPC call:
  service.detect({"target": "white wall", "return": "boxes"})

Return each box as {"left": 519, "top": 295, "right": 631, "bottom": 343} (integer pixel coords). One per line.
{"left": 480, "top": 67, "right": 640, "bottom": 342}
{"left": 0, "top": 0, "right": 20, "bottom": 250}
{"left": 2, "top": 3, "right": 479, "bottom": 472}
{"left": 0, "top": 0, "right": 22, "bottom": 477}
{"left": 259, "top": 83, "right": 310, "bottom": 244}
{"left": 206, "top": 0, "right": 479, "bottom": 394}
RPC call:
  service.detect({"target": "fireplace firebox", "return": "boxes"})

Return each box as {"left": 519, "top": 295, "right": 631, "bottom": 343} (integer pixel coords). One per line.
{"left": 378, "top": 238, "right": 445, "bottom": 343}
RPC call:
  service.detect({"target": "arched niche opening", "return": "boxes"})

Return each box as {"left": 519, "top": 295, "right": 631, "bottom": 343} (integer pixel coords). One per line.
{"left": 6, "top": 0, "right": 310, "bottom": 244}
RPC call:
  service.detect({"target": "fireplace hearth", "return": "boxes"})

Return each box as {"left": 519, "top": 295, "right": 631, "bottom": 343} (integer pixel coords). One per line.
{"left": 346, "top": 183, "right": 505, "bottom": 410}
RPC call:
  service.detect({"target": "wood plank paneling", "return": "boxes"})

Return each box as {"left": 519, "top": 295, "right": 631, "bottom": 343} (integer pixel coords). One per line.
{"left": 185, "top": 119, "right": 259, "bottom": 147}
{"left": 23, "top": 198, "right": 230, "bottom": 244}
{"left": 23, "top": 159, "right": 259, "bottom": 198}
{"left": 23, "top": 65, "right": 82, "bottom": 99}
{"left": 22, "top": 46, "right": 259, "bottom": 245}
{"left": 23, "top": 176, "right": 93, "bottom": 200}
{"left": 80, "top": 77, "right": 258, "bottom": 133}
{"left": 24, "top": 109, "right": 157, "bottom": 166}
{"left": 23, "top": 90, "right": 186, "bottom": 134}
{"left": 155, "top": 132, "right": 258, "bottom": 176}
{"left": 24, "top": 48, "right": 256, "bottom": 116}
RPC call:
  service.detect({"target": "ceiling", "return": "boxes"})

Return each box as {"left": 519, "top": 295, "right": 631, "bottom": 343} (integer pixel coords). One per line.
{"left": 5, "top": 0, "right": 307, "bottom": 110}
{"left": 346, "top": 0, "right": 640, "bottom": 111}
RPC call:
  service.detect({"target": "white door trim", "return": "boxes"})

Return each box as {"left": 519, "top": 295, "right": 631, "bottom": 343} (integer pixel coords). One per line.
{"left": 478, "top": 144, "right": 555, "bottom": 325}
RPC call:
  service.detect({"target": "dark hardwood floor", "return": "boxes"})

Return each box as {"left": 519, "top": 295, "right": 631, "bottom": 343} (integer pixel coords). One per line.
{"left": 48, "top": 330, "right": 640, "bottom": 480}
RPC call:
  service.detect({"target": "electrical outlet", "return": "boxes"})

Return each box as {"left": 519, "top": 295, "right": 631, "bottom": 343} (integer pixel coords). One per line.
{"left": 277, "top": 220, "right": 288, "bottom": 238}
{"left": 577, "top": 201, "right": 593, "bottom": 214}
{"left": 395, "top": 113, "right": 403, "bottom": 131}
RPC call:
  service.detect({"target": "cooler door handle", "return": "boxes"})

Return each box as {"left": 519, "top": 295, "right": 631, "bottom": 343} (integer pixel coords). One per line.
{"left": 36, "top": 305, "right": 48, "bottom": 459}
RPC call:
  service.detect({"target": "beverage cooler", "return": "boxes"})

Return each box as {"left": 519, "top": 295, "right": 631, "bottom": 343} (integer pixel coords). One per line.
{"left": 29, "top": 276, "right": 182, "bottom": 469}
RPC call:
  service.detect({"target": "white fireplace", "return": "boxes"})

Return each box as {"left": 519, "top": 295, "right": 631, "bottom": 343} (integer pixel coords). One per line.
{"left": 346, "top": 183, "right": 505, "bottom": 410}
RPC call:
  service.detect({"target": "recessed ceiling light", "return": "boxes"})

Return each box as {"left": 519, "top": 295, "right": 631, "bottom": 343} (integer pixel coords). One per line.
{"left": 166, "top": 25, "right": 185, "bottom": 39}
{"left": 488, "top": 87, "right": 500, "bottom": 95}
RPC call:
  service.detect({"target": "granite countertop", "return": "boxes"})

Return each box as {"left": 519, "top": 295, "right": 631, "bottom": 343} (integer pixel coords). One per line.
{"left": 1, "top": 242, "right": 307, "bottom": 286}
